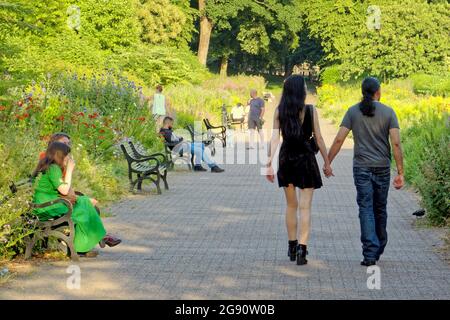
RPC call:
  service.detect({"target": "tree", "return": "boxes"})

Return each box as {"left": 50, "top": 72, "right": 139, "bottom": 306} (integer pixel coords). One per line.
{"left": 206, "top": 0, "right": 302, "bottom": 76}
{"left": 303, "top": 0, "right": 450, "bottom": 80}
{"left": 137, "top": 0, "right": 197, "bottom": 47}
{"left": 197, "top": 0, "right": 212, "bottom": 66}
{"left": 78, "top": 0, "right": 141, "bottom": 51}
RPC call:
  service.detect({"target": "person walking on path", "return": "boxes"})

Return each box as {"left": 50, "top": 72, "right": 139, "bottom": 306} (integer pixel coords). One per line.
{"left": 148, "top": 85, "right": 170, "bottom": 128}
{"left": 327, "top": 77, "right": 405, "bottom": 267}
{"left": 247, "top": 89, "right": 265, "bottom": 149}
{"left": 266, "top": 75, "right": 333, "bottom": 265}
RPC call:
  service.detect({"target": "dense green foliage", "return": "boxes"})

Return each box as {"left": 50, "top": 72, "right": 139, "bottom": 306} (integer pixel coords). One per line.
{"left": 197, "top": 0, "right": 449, "bottom": 79}
{"left": 303, "top": 0, "right": 450, "bottom": 80}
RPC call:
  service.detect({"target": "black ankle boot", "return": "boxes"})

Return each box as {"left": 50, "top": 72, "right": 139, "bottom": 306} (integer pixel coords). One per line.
{"left": 288, "top": 240, "right": 298, "bottom": 261}
{"left": 296, "top": 244, "right": 308, "bottom": 265}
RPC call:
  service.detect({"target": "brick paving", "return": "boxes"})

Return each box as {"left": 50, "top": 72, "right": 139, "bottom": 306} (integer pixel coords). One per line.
{"left": 1, "top": 100, "right": 449, "bottom": 300}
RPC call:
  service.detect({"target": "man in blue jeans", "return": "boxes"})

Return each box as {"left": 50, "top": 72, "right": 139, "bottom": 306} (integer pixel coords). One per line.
{"left": 327, "top": 77, "right": 405, "bottom": 266}
{"left": 160, "top": 117, "right": 224, "bottom": 173}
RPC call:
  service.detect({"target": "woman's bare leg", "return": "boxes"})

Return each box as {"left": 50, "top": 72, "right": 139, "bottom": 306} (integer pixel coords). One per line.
{"left": 283, "top": 185, "right": 298, "bottom": 240}
{"left": 298, "top": 188, "right": 314, "bottom": 245}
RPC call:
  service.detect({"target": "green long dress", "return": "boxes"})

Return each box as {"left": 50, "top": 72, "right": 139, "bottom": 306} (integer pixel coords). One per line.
{"left": 33, "top": 164, "right": 106, "bottom": 253}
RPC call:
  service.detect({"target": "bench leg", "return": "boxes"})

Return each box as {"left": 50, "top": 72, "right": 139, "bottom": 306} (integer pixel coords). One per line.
{"left": 24, "top": 234, "right": 39, "bottom": 260}
{"left": 155, "top": 173, "right": 162, "bottom": 194}
{"left": 162, "top": 170, "right": 169, "bottom": 190}
{"left": 47, "top": 229, "right": 79, "bottom": 261}
{"left": 147, "top": 174, "right": 162, "bottom": 194}
{"left": 137, "top": 174, "right": 143, "bottom": 191}
{"left": 129, "top": 178, "right": 137, "bottom": 192}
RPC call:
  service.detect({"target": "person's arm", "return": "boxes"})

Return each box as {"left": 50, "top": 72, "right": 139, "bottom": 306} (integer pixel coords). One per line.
{"left": 260, "top": 100, "right": 265, "bottom": 119}
{"left": 312, "top": 107, "right": 333, "bottom": 177}
{"left": 389, "top": 128, "right": 405, "bottom": 189}
{"left": 266, "top": 108, "right": 280, "bottom": 183}
{"left": 57, "top": 158, "right": 75, "bottom": 195}
{"left": 328, "top": 126, "right": 350, "bottom": 164}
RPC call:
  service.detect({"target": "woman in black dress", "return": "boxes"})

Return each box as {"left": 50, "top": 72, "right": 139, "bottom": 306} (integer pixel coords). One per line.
{"left": 266, "top": 75, "right": 333, "bottom": 265}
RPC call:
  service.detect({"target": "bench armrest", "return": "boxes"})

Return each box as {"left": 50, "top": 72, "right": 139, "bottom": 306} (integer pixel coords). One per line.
{"left": 133, "top": 156, "right": 161, "bottom": 169}
{"left": 31, "top": 198, "right": 73, "bottom": 221}
{"left": 148, "top": 152, "right": 167, "bottom": 164}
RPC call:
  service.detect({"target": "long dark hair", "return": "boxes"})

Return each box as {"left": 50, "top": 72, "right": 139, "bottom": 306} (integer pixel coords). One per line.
{"left": 278, "top": 75, "right": 307, "bottom": 139}
{"left": 33, "top": 142, "right": 71, "bottom": 177}
{"left": 360, "top": 77, "right": 380, "bottom": 117}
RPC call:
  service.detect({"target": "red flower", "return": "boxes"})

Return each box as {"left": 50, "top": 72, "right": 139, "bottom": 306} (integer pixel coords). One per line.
{"left": 98, "top": 136, "right": 105, "bottom": 140}
{"left": 82, "top": 122, "right": 89, "bottom": 128}
{"left": 0, "top": 106, "right": 6, "bottom": 111}
{"left": 89, "top": 113, "right": 99, "bottom": 119}
{"left": 91, "top": 124, "right": 97, "bottom": 129}
{"left": 18, "top": 100, "right": 23, "bottom": 107}
{"left": 15, "top": 113, "right": 29, "bottom": 121}
{"left": 56, "top": 115, "right": 65, "bottom": 121}
{"left": 99, "top": 129, "right": 106, "bottom": 133}
{"left": 138, "top": 117, "right": 145, "bottom": 122}
{"left": 77, "top": 112, "right": 85, "bottom": 117}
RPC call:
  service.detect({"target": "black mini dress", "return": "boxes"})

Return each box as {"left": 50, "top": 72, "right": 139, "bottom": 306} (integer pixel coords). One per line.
{"left": 277, "top": 105, "right": 323, "bottom": 189}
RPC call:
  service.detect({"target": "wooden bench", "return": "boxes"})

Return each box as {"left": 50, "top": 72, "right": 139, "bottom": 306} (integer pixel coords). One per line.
{"left": 203, "top": 118, "right": 227, "bottom": 147}
{"left": 120, "top": 141, "right": 169, "bottom": 194}
{"left": 7, "top": 178, "right": 79, "bottom": 261}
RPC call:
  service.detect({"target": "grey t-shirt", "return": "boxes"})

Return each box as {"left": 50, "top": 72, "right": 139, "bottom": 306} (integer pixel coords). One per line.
{"left": 341, "top": 101, "right": 399, "bottom": 168}
{"left": 248, "top": 97, "right": 265, "bottom": 120}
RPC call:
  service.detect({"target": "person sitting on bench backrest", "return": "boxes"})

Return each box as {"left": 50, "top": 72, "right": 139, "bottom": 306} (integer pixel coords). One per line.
{"left": 159, "top": 117, "right": 224, "bottom": 173}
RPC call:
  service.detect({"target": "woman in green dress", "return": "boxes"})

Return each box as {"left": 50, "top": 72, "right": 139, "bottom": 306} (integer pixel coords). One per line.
{"left": 32, "top": 141, "right": 120, "bottom": 257}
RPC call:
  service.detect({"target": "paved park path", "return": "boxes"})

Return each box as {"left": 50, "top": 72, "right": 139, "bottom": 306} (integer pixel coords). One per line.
{"left": 2, "top": 94, "right": 450, "bottom": 299}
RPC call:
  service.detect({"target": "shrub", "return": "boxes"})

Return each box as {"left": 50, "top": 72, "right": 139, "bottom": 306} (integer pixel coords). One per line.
{"left": 0, "top": 188, "right": 35, "bottom": 260}
{"left": 411, "top": 73, "right": 450, "bottom": 97}
{"left": 402, "top": 113, "right": 450, "bottom": 225}
{"left": 320, "top": 65, "right": 342, "bottom": 85}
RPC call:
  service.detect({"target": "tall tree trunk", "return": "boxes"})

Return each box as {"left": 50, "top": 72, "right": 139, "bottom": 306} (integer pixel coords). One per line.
{"left": 284, "top": 58, "right": 293, "bottom": 77}
{"left": 219, "top": 56, "right": 228, "bottom": 77}
{"left": 198, "top": 0, "right": 213, "bottom": 66}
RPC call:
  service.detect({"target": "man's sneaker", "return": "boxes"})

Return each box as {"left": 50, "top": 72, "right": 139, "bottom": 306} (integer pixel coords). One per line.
{"left": 194, "top": 165, "right": 207, "bottom": 172}
{"left": 211, "top": 166, "right": 225, "bottom": 173}
{"left": 360, "top": 259, "right": 376, "bottom": 267}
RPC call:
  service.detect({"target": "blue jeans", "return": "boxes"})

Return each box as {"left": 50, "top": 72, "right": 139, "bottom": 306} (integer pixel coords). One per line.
{"left": 177, "top": 142, "right": 217, "bottom": 168}
{"left": 353, "top": 167, "right": 390, "bottom": 261}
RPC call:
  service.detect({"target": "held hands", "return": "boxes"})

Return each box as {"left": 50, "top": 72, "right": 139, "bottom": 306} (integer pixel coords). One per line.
{"left": 393, "top": 174, "right": 405, "bottom": 190}
{"left": 266, "top": 164, "right": 275, "bottom": 183}
{"left": 323, "top": 163, "right": 334, "bottom": 178}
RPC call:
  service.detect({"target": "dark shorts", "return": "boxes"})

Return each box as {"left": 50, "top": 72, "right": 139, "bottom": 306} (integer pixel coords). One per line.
{"left": 248, "top": 118, "right": 262, "bottom": 130}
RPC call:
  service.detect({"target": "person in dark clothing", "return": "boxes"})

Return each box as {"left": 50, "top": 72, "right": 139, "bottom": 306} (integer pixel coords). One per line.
{"left": 266, "top": 75, "right": 333, "bottom": 266}
{"left": 328, "top": 77, "right": 405, "bottom": 266}
{"left": 160, "top": 117, "right": 224, "bottom": 173}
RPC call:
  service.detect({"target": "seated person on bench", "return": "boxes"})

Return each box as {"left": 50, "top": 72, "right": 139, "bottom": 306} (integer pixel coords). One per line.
{"left": 231, "top": 103, "right": 245, "bottom": 122}
{"left": 160, "top": 117, "right": 224, "bottom": 173}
